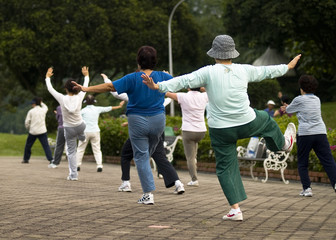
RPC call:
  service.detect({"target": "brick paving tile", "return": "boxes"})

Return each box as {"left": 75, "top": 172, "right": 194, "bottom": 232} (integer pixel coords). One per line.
{"left": 0, "top": 156, "right": 335, "bottom": 240}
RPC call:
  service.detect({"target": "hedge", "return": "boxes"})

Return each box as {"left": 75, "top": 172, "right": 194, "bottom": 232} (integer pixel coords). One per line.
{"left": 97, "top": 114, "right": 336, "bottom": 172}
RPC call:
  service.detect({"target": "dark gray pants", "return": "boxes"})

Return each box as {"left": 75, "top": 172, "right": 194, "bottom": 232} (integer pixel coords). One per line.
{"left": 52, "top": 127, "right": 65, "bottom": 165}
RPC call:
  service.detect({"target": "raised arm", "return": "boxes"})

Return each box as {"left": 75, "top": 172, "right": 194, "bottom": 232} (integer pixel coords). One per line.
{"left": 45, "top": 67, "right": 64, "bottom": 103}
{"left": 81, "top": 66, "right": 90, "bottom": 87}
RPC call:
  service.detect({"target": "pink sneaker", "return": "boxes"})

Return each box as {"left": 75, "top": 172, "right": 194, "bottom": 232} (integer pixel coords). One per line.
{"left": 222, "top": 211, "right": 243, "bottom": 221}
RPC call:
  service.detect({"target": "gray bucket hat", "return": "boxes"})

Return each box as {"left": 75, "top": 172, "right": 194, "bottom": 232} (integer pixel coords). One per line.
{"left": 207, "top": 35, "right": 240, "bottom": 59}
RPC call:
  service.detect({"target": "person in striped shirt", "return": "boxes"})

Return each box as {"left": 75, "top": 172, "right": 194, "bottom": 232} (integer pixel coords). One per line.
{"left": 282, "top": 75, "right": 336, "bottom": 197}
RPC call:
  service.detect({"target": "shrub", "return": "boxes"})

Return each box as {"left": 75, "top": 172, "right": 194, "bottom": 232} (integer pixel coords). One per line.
{"left": 99, "top": 117, "right": 129, "bottom": 156}
{"left": 98, "top": 114, "right": 336, "bottom": 173}
{"left": 308, "top": 127, "right": 336, "bottom": 171}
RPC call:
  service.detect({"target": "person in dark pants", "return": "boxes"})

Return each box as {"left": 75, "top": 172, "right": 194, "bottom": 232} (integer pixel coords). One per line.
{"left": 23, "top": 97, "right": 53, "bottom": 163}
{"left": 48, "top": 106, "right": 66, "bottom": 168}
{"left": 118, "top": 131, "right": 181, "bottom": 193}
{"left": 282, "top": 75, "right": 336, "bottom": 196}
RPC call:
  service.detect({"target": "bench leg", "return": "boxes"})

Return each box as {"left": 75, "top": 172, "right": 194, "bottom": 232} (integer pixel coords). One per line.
{"left": 261, "top": 160, "right": 269, "bottom": 183}
{"left": 250, "top": 163, "right": 258, "bottom": 181}
{"left": 280, "top": 167, "right": 289, "bottom": 184}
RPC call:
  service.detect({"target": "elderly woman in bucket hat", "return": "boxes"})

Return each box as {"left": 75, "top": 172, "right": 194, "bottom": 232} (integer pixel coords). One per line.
{"left": 142, "top": 34, "right": 301, "bottom": 221}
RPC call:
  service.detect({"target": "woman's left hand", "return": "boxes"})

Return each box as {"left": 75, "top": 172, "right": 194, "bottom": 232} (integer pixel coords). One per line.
{"left": 141, "top": 74, "right": 159, "bottom": 90}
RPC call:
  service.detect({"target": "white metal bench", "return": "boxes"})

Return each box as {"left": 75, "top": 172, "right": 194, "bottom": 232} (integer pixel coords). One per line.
{"left": 237, "top": 145, "right": 290, "bottom": 184}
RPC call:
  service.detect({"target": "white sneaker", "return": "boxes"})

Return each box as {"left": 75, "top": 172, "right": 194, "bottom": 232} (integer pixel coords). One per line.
{"left": 48, "top": 163, "right": 58, "bottom": 169}
{"left": 187, "top": 180, "right": 199, "bottom": 187}
{"left": 118, "top": 181, "right": 132, "bottom": 192}
{"left": 223, "top": 211, "right": 243, "bottom": 221}
{"left": 66, "top": 176, "right": 78, "bottom": 181}
{"left": 283, "top": 123, "right": 296, "bottom": 152}
{"left": 137, "top": 193, "right": 154, "bottom": 205}
{"left": 174, "top": 181, "right": 185, "bottom": 194}
{"left": 299, "top": 187, "right": 313, "bottom": 197}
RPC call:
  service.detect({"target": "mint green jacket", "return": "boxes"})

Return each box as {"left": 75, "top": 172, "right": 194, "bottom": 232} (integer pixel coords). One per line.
{"left": 158, "top": 63, "right": 288, "bottom": 128}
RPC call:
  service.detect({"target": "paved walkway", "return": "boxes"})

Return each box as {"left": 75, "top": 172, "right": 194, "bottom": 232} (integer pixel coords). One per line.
{"left": 0, "top": 156, "right": 335, "bottom": 240}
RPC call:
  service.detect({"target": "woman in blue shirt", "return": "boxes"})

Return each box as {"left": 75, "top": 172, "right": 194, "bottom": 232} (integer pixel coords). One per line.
{"left": 72, "top": 46, "right": 184, "bottom": 204}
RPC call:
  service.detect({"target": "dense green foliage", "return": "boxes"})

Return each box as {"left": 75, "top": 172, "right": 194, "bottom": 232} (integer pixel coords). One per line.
{"left": 0, "top": 0, "right": 201, "bottom": 93}
{"left": 223, "top": 0, "right": 336, "bottom": 101}
{"left": 0, "top": 0, "right": 201, "bottom": 133}
{"left": 2, "top": 0, "right": 336, "bottom": 134}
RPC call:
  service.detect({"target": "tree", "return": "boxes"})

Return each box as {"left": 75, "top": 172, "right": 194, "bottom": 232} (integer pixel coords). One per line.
{"left": 0, "top": 0, "right": 201, "bottom": 95}
{"left": 223, "top": 0, "right": 336, "bottom": 101}
{"left": 0, "top": 0, "right": 203, "bottom": 133}
{"left": 189, "top": 0, "right": 228, "bottom": 66}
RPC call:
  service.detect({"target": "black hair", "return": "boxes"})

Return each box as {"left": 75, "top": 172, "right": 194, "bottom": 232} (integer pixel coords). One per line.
{"left": 137, "top": 46, "right": 157, "bottom": 70}
{"left": 190, "top": 88, "right": 201, "bottom": 92}
{"left": 281, "top": 95, "right": 291, "bottom": 104}
{"left": 298, "top": 75, "right": 318, "bottom": 93}
{"left": 32, "top": 97, "right": 42, "bottom": 106}
{"left": 85, "top": 94, "right": 95, "bottom": 105}
{"left": 64, "top": 79, "right": 80, "bottom": 95}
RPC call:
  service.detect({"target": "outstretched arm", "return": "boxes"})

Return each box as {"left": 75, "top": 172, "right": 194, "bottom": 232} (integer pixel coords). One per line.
{"left": 287, "top": 54, "right": 301, "bottom": 69}
{"left": 45, "top": 67, "right": 63, "bottom": 103}
{"left": 112, "top": 100, "right": 125, "bottom": 110}
{"left": 165, "top": 92, "right": 178, "bottom": 101}
{"left": 72, "top": 81, "right": 115, "bottom": 93}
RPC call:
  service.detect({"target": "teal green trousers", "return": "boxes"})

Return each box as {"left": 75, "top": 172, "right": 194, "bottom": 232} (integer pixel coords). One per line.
{"left": 209, "top": 110, "right": 285, "bottom": 205}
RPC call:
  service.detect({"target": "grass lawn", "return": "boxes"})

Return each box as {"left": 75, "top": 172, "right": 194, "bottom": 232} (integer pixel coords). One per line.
{"left": 321, "top": 102, "right": 336, "bottom": 129}
{"left": 0, "top": 133, "right": 56, "bottom": 156}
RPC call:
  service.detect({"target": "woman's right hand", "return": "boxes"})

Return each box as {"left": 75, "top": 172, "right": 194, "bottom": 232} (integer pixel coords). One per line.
{"left": 46, "top": 67, "right": 53, "bottom": 78}
{"left": 71, "top": 81, "right": 87, "bottom": 92}
{"left": 82, "top": 66, "right": 89, "bottom": 76}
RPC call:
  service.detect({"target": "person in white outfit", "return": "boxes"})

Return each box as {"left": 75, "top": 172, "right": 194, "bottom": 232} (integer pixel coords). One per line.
{"left": 76, "top": 94, "right": 125, "bottom": 172}
{"left": 22, "top": 97, "right": 53, "bottom": 163}
{"left": 45, "top": 66, "right": 89, "bottom": 181}
{"left": 166, "top": 88, "right": 208, "bottom": 186}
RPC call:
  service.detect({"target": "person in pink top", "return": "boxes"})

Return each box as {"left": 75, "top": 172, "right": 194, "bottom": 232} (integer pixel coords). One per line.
{"left": 166, "top": 88, "right": 208, "bottom": 186}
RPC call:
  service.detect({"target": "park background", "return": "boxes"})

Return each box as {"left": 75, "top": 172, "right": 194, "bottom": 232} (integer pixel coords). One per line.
{"left": 0, "top": 0, "right": 335, "bottom": 176}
